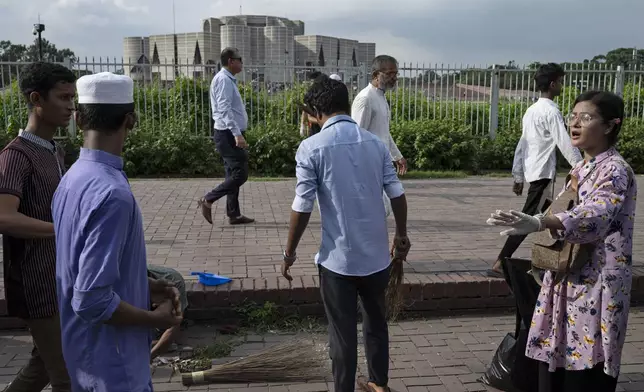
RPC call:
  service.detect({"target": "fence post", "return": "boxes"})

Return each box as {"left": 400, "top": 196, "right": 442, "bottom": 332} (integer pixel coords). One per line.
{"left": 614, "top": 65, "right": 625, "bottom": 97}
{"left": 489, "top": 64, "right": 500, "bottom": 139}
{"left": 63, "top": 57, "right": 77, "bottom": 138}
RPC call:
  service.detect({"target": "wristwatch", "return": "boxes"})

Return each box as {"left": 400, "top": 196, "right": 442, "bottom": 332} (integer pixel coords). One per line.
{"left": 283, "top": 250, "right": 297, "bottom": 263}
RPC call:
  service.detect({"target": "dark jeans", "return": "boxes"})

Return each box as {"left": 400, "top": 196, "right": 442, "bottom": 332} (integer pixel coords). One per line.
{"left": 538, "top": 361, "right": 618, "bottom": 392}
{"left": 497, "top": 178, "right": 552, "bottom": 261}
{"left": 319, "top": 265, "right": 390, "bottom": 392}
{"left": 204, "top": 129, "right": 249, "bottom": 218}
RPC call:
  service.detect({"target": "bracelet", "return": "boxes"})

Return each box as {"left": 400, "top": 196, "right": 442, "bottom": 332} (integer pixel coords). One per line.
{"left": 283, "top": 251, "right": 297, "bottom": 263}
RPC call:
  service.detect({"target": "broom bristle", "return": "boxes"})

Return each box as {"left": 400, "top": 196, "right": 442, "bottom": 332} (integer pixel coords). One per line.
{"left": 386, "top": 261, "right": 404, "bottom": 321}
{"left": 181, "top": 339, "right": 329, "bottom": 385}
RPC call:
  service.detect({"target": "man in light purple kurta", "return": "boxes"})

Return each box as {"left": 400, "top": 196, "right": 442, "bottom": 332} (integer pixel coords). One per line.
{"left": 53, "top": 72, "right": 182, "bottom": 392}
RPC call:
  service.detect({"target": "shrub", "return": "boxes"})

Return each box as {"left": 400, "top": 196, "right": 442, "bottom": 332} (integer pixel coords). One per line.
{"left": 2, "top": 77, "right": 644, "bottom": 176}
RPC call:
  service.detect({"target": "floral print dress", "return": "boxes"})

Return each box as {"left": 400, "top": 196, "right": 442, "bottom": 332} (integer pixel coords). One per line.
{"left": 525, "top": 148, "right": 637, "bottom": 377}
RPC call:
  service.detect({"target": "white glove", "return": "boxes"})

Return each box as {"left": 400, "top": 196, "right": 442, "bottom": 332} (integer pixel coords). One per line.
{"left": 486, "top": 210, "right": 543, "bottom": 236}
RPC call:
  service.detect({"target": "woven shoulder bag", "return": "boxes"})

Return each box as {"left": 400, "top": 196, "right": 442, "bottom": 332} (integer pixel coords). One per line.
{"left": 530, "top": 169, "right": 596, "bottom": 286}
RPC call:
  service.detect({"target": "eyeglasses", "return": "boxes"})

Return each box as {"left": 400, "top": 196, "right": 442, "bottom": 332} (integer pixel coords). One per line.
{"left": 565, "top": 112, "right": 595, "bottom": 126}
{"left": 233, "top": 57, "right": 243, "bottom": 63}
{"left": 379, "top": 70, "right": 399, "bottom": 77}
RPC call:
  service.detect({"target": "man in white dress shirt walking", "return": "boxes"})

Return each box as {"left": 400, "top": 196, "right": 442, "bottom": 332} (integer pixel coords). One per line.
{"left": 486, "top": 63, "right": 582, "bottom": 278}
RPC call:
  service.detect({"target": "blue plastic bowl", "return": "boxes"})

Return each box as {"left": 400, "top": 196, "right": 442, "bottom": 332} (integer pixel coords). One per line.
{"left": 191, "top": 272, "right": 232, "bottom": 287}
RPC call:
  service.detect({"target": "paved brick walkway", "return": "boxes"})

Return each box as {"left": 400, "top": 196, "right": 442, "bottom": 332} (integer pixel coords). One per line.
{"left": 3, "top": 176, "right": 644, "bottom": 315}
{"left": 133, "top": 177, "right": 644, "bottom": 279}
{"left": 0, "top": 310, "right": 643, "bottom": 391}
{"left": 2, "top": 177, "right": 644, "bottom": 285}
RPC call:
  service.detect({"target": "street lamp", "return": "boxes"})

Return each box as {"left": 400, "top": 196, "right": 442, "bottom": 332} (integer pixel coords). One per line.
{"left": 32, "top": 23, "right": 45, "bottom": 61}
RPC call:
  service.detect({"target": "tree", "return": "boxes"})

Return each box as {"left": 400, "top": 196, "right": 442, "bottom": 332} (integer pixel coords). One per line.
{"left": 0, "top": 38, "right": 76, "bottom": 63}
{"left": 24, "top": 38, "right": 76, "bottom": 63}
{"left": 0, "top": 40, "right": 27, "bottom": 61}
{"left": 600, "top": 48, "right": 644, "bottom": 68}
{"left": 0, "top": 39, "right": 76, "bottom": 87}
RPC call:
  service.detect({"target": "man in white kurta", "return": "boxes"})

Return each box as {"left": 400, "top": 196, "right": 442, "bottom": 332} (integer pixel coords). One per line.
{"left": 352, "top": 55, "right": 407, "bottom": 216}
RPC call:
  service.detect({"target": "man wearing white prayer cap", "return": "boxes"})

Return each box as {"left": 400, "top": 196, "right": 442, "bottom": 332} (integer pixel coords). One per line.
{"left": 52, "top": 72, "right": 182, "bottom": 392}
{"left": 329, "top": 73, "right": 342, "bottom": 82}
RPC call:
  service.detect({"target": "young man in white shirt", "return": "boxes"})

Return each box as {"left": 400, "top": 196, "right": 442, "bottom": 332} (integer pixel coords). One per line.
{"left": 487, "top": 63, "right": 582, "bottom": 278}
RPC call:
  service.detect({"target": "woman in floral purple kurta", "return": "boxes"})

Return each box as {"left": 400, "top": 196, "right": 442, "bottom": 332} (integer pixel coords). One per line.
{"left": 488, "top": 91, "right": 636, "bottom": 392}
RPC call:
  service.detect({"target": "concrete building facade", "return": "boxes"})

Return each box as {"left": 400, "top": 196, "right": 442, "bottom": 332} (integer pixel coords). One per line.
{"left": 123, "top": 14, "right": 375, "bottom": 82}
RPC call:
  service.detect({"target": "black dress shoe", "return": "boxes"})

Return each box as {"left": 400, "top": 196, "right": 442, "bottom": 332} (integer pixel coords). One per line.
{"left": 229, "top": 215, "right": 255, "bottom": 225}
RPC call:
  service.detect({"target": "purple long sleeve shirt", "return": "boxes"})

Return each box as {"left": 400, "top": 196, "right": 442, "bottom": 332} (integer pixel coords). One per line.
{"left": 52, "top": 148, "right": 152, "bottom": 392}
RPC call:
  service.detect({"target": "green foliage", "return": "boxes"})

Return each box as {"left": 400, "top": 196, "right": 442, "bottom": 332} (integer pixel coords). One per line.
{"left": 616, "top": 118, "right": 644, "bottom": 173}
{"left": 2, "top": 77, "right": 644, "bottom": 176}
{"left": 234, "top": 301, "right": 323, "bottom": 334}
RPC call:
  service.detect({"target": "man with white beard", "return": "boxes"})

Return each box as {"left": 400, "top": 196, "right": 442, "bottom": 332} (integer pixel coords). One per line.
{"left": 351, "top": 55, "right": 407, "bottom": 216}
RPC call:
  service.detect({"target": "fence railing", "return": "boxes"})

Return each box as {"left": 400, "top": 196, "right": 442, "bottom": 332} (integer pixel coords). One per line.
{"left": 1, "top": 59, "right": 643, "bottom": 139}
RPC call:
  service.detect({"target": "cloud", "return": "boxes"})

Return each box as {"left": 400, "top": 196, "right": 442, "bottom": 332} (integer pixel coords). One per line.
{"left": 0, "top": 0, "right": 641, "bottom": 66}
{"left": 112, "top": 0, "right": 149, "bottom": 14}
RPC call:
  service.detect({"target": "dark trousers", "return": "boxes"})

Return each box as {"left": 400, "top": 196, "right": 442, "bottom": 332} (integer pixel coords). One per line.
{"left": 497, "top": 178, "right": 552, "bottom": 260}
{"left": 7, "top": 315, "right": 71, "bottom": 392}
{"left": 538, "top": 361, "right": 618, "bottom": 392}
{"left": 204, "top": 129, "right": 249, "bottom": 218}
{"left": 319, "top": 265, "right": 390, "bottom": 392}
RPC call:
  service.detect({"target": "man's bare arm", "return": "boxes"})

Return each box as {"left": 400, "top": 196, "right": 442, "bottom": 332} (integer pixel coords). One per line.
{"left": 390, "top": 194, "right": 408, "bottom": 237}
{"left": 151, "top": 325, "right": 181, "bottom": 359}
{"left": 0, "top": 194, "right": 55, "bottom": 238}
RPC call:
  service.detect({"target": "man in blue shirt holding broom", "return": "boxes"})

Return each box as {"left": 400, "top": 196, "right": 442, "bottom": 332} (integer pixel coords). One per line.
{"left": 281, "top": 76, "right": 410, "bottom": 392}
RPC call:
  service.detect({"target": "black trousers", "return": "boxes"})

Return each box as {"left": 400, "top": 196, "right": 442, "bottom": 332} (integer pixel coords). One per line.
{"left": 204, "top": 129, "right": 249, "bottom": 218}
{"left": 497, "top": 178, "right": 552, "bottom": 260}
{"left": 319, "top": 265, "right": 390, "bottom": 392}
{"left": 538, "top": 361, "right": 618, "bottom": 392}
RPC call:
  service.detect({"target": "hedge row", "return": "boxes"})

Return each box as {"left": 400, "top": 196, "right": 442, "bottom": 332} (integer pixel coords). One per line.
{"left": 3, "top": 116, "right": 642, "bottom": 177}
{"left": 2, "top": 78, "right": 644, "bottom": 176}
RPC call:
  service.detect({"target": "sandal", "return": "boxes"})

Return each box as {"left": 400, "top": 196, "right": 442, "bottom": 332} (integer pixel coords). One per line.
{"left": 197, "top": 198, "right": 213, "bottom": 224}
{"left": 357, "top": 376, "right": 393, "bottom": 392}
{"left": 485, "top": 268, "right": 504, "bottom": 279}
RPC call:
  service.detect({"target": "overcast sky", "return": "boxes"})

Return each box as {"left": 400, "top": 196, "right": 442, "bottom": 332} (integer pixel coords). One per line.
{"left": 1, "top": 0, "right": 642, "bottom": 66}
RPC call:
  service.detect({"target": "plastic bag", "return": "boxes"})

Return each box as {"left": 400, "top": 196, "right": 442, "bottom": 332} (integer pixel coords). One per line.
{"left": 479, "top": 258, "right": 540, "bottom": 392}
{"left": 479, "top": 333, "right": 519, "bottom": 391}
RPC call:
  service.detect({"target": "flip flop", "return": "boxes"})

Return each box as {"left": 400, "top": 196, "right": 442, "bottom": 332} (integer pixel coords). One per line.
{"left": 485, "top": 268, "right": 504, "bottom": 279}
{"left": 357, "top": 376, "right": 394, "bottom": 392}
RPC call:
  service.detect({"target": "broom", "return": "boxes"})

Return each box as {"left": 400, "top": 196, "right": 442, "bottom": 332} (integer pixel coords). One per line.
{"left": 386, "top": 236, "right": 411, "bottom": 322}
{"left": 181, "top": 339, "right": 329, "bottom": 386}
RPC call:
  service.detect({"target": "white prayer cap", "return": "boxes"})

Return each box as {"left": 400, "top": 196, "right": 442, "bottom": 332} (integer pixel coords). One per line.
{"left": 329, "top": 73, "right": 342, "bottom": 81}
{"left": 77, "top": 72, "right": 134, "bottom": 105}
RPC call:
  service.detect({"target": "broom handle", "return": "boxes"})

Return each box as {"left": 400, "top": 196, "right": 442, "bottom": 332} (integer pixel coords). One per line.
{"left": 392, "top": 237, "right": 410, "bottom": 260}
{"left": 182, "top": 371, "right": 206, "bottom": 385}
